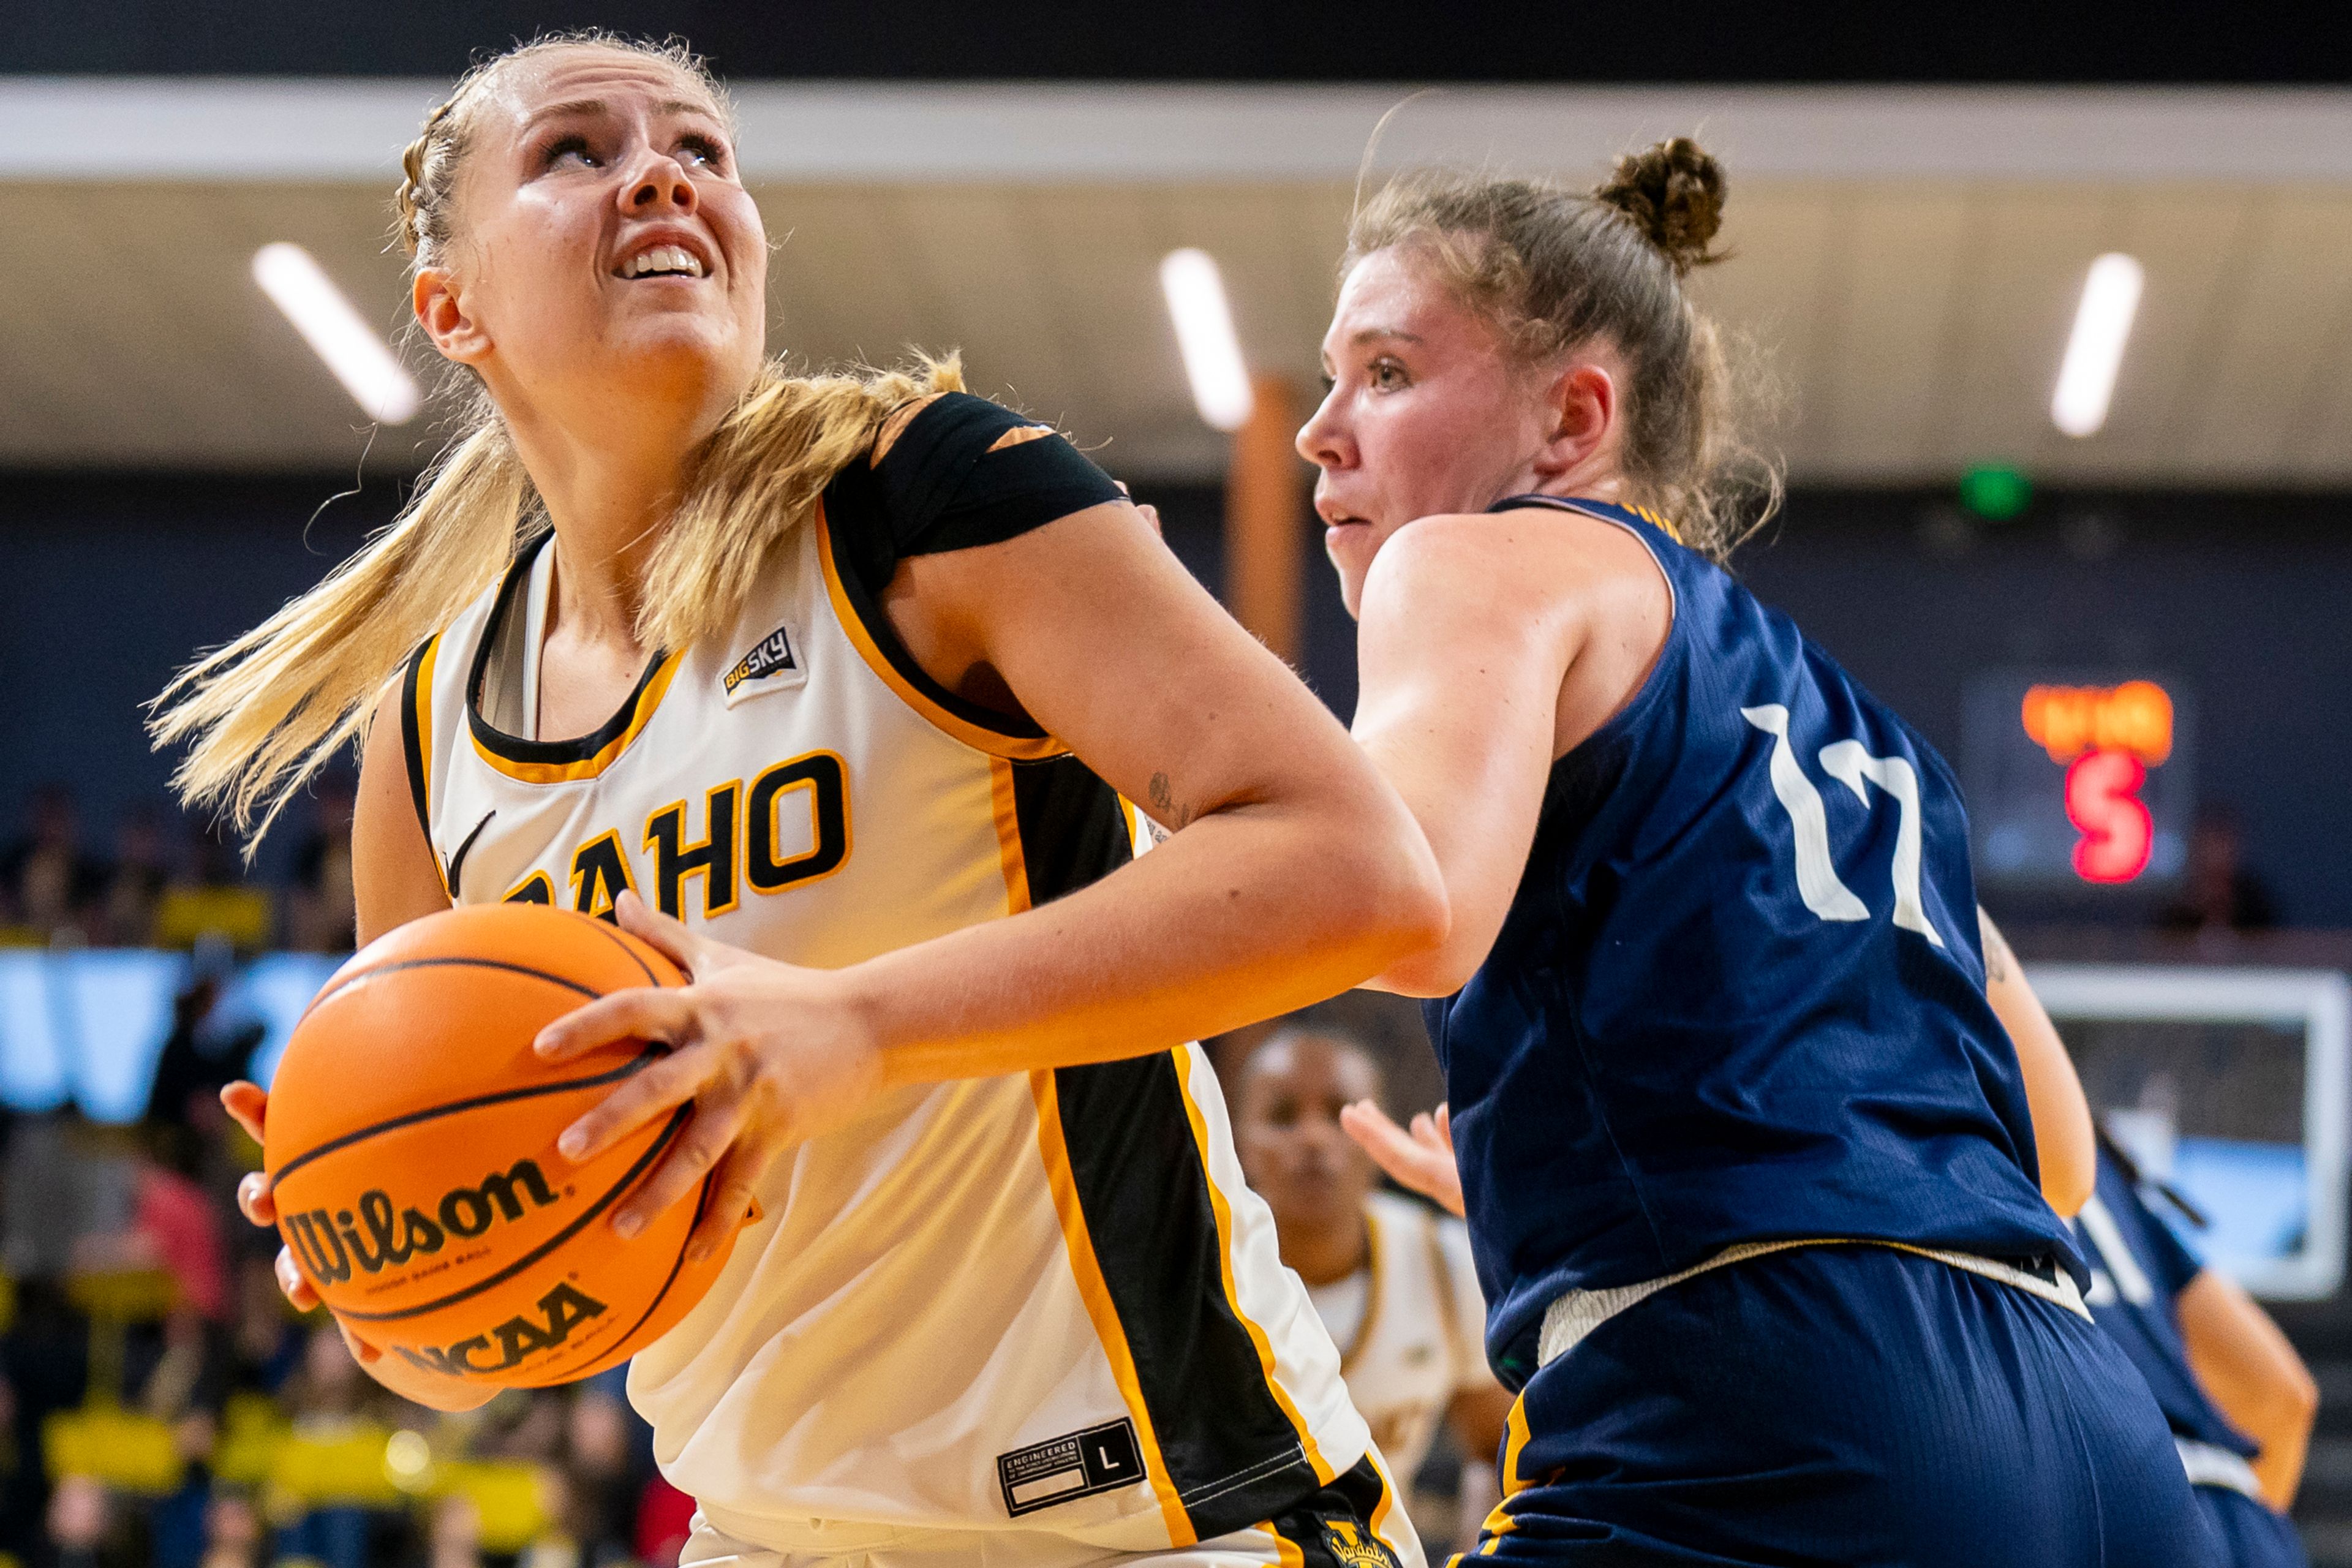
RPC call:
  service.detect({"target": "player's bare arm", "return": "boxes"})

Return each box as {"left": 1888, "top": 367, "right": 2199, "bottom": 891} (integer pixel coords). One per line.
{"left": 1348, "top": 514, "right": 1598, "bottom": 997}
{"left": 1977, "top": 907, "right": 2096, "bottom": 1216}
{"left": 534, "top": 492, "right": 1449, "bottom": 1253}
{"left": 2177, "top": 1266, "right": 2319, "bottom": 1508}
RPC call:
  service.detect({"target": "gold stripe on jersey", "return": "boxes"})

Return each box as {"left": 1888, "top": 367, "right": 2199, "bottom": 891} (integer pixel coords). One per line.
{"left": 1256, "top": 1523, "right": 1308, "bottom": 1567}
{"left": 1363, "top": 1447, "right": 1405, "bottom": 1556}
{"left": 1461, "top": 1395, "right": 1536, "bottom": 1560}
{"left": 814, "top": 500, "right": 1066, "bottom": 763}
{"left": 1629, "top": 503, "right": 1685, "bottom": 546}
{"left": 414, "top": 635, "right": 440, "bottom": 819}
{"left": 1175, "top": 1045, "right": 1340, "bottom": 1488}
{"left": 1029, "top": 1068, "right": 1197, "bottom": 1546}
{"left": 469, "top": 652, "right": 686, "bottom": 785}
{"left": 988, "top": 757, "right": 1032, "bottom": 913}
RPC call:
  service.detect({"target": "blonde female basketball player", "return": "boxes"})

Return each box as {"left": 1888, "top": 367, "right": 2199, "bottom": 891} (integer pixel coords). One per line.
{"left": 154, "top": 34, "right": 1441, "bottom": 1568}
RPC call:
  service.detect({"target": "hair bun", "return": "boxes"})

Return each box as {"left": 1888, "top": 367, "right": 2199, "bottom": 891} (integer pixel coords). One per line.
{"left": 1595, "top": 137, "right": 1726, "bottom": 276}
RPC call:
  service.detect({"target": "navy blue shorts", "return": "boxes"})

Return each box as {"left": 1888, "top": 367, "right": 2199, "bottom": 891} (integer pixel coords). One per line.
{"left": 2198, "top": 1486, "right": 2308, "bottom": 1568}
{"left": 1457, "top": 1244, "right": 2206, "bottom": 1566}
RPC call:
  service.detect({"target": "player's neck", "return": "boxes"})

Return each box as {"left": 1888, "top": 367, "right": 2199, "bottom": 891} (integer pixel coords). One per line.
{"left": 1281, "top": 1210, "right": 1371, "bottom": 1287}
{"left": 503, "top": 402, "right": 706, "bottom": 647}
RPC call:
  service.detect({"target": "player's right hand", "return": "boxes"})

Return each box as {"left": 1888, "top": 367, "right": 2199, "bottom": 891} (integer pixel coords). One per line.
{"left": 222, "top": 1082, "right": 488, "bottom": 1411}
{"left": 1340, "top": 1099, "right": 1465, "bottom": 1218}
{"left": 220, "top": 1082, "right": 322, "bottom": 1313}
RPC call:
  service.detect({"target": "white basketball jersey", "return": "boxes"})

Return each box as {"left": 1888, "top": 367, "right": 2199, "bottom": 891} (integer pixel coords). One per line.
{"left": 1306, "top": 1194, "right": 1490, "bottom": 1482}
{"left": 400, "top": 506, "right": 1371, "bottom": 1553}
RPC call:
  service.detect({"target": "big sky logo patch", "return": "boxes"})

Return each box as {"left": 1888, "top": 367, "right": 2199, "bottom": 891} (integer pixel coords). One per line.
{"left": 723, "top": 624, "right": 804, "bottom": 703}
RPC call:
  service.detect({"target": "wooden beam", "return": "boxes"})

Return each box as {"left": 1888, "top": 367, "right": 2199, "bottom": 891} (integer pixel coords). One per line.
{"left": 1223, "top": 372, "right": 1305, "bottom": 664}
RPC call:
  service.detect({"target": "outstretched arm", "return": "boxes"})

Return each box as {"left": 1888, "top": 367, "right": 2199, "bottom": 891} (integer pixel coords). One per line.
{"left": 535, "top": 497, "right": 1449, "bottom": 1258}
{"left": 2179, "top": 1268, "right": 2318, "bottom": 1509}
{"left": 1977, "top": 909, "right": 2094, "bottom": 1217}
{"left": 1346, "top": 517, "right": 1588, "bottom": 997}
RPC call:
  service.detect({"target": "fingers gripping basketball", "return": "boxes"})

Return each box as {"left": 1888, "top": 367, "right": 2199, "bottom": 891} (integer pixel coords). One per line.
{"left": 263, "top": 904, "right": 747, "bottom": 1388}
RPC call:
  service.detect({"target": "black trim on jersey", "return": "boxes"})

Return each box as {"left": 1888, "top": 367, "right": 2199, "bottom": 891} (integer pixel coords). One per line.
{"left": 1008, "top": 756, "right": 1135, "bottom": 907}
{"left": 444, "top": 810, "right": 494, "bottom": 899}
{"left": 1264, "top": 1455, "right": 1403, "bottom": 1568}
{"left": 1019, "top": 761, "right": 1326, "bottom": 1538}
{"left": 820, "top": 497, "right": 1053, "bottom": 745}
{"left": 819, "top": 391, "right": 1121, "bottom": 743}
{"left": 399, "top": 636, "right": 435, "bottom": 851}
{"left": 1054, "top": 1054, "right": 1322, "bottom": 1537}
{"left": 867, "top": 392, "right": 1125, "bottom": 561}
{"left": 464, "top": 532, "right": 673, "bottom": 769}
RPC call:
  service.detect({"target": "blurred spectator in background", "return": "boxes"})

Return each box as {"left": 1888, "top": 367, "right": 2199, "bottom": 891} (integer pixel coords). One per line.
{"left": 97, "top": 803, "right": 176, "bottom": 949}
{"left": 1231, "top": 1022, "right": 1509, "bottom": 1556}
{"left": 145, "top": 946, "right": 266, "bottom": 1156}
{"left": 153, "top": 823, "right": 272, "bottom": 954}
{"left": 285, "top": 774, "right": 357, "bottom": 955}
{"left": 197, "top": 1487, "right": 263, "bottom": 1568}
{"left": 2, "top": 785, "right": 108, "bottom": 946}
{"left": 270, "top": 1327, "right": 392, "bottom": 1568}
{"left": 2159, "top": 806, "right": 2278, "bottom": 936}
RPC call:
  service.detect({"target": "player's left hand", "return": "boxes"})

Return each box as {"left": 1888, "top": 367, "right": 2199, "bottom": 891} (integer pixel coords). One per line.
{"left": 532, "top": 890, "right": 884, "bottom": 1260}
{"left": 1340, "top": 1099, "right": 1465, "bottom": 1218}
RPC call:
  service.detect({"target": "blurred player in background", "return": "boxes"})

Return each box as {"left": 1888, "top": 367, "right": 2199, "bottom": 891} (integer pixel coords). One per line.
{"left": 1297, "top": 137, "right": 2203, "bottom": 1563}
{"left": 154, "top": 31, "right": 1446, "bottom": 1568}
{"left": 2075, "top": 1128, "right": 2316, "bottom": 1567}
{"left": 1231, "top": 1024, "right": 1511, "bottom": 1551}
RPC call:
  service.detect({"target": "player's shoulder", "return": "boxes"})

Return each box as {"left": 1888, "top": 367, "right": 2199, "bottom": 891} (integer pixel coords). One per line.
{"left": 1371, "top": 502, "right": 1651, "bottom": 612}
{"left": 872, "top": 390, "right": 1055, "bottom": 467}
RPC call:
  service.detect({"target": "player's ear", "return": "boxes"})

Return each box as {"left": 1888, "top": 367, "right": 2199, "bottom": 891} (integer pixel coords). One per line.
{"left": 1529, "top": 362, "right": 1617, "bottom": 484}
{"left": 413, "top": 266, "right": 491, "bottom": 366}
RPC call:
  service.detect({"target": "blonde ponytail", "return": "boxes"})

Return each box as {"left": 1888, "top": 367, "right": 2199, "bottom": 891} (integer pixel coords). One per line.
{"left": 154, "top": 31, "right": 969, "bottom": 847}
{"left": 151, "top": 356, "right": 962, "bottom": 847}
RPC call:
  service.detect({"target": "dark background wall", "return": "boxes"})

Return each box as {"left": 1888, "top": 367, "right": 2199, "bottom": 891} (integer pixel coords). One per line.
{"left": 4, "top": 1, "right": 2342, "bottom": 82}
{"left": 3, "top": 472, "right": 2346, "bottom": 921}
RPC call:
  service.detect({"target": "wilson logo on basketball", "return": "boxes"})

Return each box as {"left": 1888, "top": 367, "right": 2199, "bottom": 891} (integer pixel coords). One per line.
{"left": 394, "top": 1282, "right": 608, "bottom": 1376}
{"left": 283, "top": 1158, "right": 564, "bottom": 1284}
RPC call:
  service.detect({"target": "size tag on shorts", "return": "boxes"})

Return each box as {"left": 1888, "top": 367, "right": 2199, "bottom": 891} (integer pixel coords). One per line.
{"left": 995, "top": 1418, "right": 1145, "bottom": 1517}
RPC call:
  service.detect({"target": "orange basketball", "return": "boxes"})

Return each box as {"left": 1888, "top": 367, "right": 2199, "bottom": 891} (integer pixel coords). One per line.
{"left": 263, "top": 903, "right": 737, "bottom": 1389}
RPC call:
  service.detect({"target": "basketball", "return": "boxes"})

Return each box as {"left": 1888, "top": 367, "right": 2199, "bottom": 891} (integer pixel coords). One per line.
{"left": 262, "top": 903, "right": 736, "bottom": 1389}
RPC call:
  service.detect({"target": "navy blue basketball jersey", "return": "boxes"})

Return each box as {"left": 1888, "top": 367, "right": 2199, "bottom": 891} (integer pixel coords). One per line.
{"left": 2075, "top": 1144, "right": 2256, "bottom": 1457}
{"left": 1425, "top": 496, "right": 2077, "bottom": 1381}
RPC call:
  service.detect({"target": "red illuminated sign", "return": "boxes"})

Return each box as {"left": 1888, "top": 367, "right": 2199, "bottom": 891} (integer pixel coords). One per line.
{"left": 2064, "top": 749, "right": 2154, "bottom": 883}
{"left": 2021, "top": 681, "right": 2173, "bottom": 885}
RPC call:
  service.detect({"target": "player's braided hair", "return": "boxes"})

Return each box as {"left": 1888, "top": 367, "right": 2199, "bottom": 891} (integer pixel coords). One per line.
{"left": 155, "top": 32, "right": 961, "bottom": 847}
{"left": 1346, "top": 137, "right": 1781, "bottom": 563}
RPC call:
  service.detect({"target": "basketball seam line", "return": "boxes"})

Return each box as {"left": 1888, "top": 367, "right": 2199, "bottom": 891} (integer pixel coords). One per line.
{"left": 516, "top": 1169, "right": 712, "bottom": 1387}
{"left": 304, "top": 954, "right": 605, "bottom": 1019}
{"left": 270, "top": 1049, "right": 663, "bottom": 1184}
{"left": 326, "top": 1101, "right": 692, "bottom": 1324}
{"left": 573, "top": 912, "right": 661, "bottom": 987}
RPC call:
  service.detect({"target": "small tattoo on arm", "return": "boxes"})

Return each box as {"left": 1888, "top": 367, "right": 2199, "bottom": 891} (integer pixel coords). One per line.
{"left": 1981, "top": 919, "right": 2012, "bottom": 984}
{"left": 1147, "top": 771, "right": 1195, "bottom": 832}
